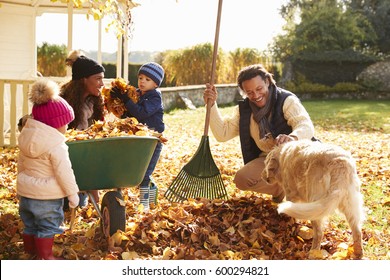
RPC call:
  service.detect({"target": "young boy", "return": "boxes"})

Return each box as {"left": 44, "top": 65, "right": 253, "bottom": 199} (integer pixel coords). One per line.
{"left": 112, "top": 62, "right": 165, "bottom": 212}
{"left": 17, "top": 79, "right": 80, "bottom": 259}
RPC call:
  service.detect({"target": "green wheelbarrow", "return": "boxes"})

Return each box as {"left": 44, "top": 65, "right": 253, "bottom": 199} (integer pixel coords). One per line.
{"left": 66, "top": 136, "right": 158, "bottom": 237}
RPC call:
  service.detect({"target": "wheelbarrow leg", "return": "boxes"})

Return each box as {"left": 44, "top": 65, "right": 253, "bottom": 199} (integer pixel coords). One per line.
{"left": 87, "top": 191, "right": 103, "bottom": 219}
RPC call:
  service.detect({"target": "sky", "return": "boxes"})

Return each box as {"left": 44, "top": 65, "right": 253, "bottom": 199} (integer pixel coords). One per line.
{"left": 36, "top": 0, "right": 287, "bottom": 53}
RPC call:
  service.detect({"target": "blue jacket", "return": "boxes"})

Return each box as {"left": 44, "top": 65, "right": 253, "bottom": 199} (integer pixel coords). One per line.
{"left": 123, "top": 88, "right": 165, "bottom": 133}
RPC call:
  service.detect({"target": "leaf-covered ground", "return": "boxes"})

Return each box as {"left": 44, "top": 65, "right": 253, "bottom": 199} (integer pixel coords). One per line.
{"left": 0, "top": 105, "right": 389, "bottom": 260}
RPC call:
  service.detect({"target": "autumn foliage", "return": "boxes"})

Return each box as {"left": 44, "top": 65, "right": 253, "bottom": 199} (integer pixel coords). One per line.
{"left": 0, "top": 106, "right": 389, "bottom": 260}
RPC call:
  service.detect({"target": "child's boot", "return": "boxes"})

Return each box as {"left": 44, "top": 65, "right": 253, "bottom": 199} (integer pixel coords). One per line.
{"left": 22, "top": 233, "right": 36, "bottom": 256}
{"left": 35, "top": 237, "right": 63, "bottom": 260}
{"left": 149, "top": 183, "right": 158, "bottom": 207}
{"left": 139, "top": 186, "right": 150, "bottom": 212}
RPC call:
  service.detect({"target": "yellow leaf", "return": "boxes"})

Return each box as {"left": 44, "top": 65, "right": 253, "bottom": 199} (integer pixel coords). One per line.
{"left": 224, "top": 226, "right": 235, "bottom": 234}
{"left": 162, "top": 247, "right": 175, "bottom": 260}
{"left": 122, "top": 251, "right": 139, "bottom": 260}
{"left": 332, "top": 250, "right": 349, "bottom": 260}
{"left": 220, "top": 250, "right": 235, "bottom": 259}
{"left": 10, "top": 235, "right": 19, "bottom": 243}
{"left": 137, "top": 203, "right": 145, "bottom": 212}
{"left": 158, "top": 229, "right": 171, "bottom": 238}
{"left": 135, "top": 130, "right": 148, "bottom": 136}
{"left": 382, "top": 197, "right": 390, "bottom": 207}
{"left": 367, "top": 236, "right": 379, "bottom": 246}
{"left": 209, "top": 233, "right": 220, "bottom": 247}
{"left": 85, "top": 227, "right": 95, "bottom": 239}
{"left": 86, "top": 207, "right": 93, "bottom": 218}
{"left": 337, "top": 242, "right": 349, "bottom": 250}
{"left": 237, "top": 229, "right": 246, "bottom": 238}
{"left": 109, "top": 230, "right": 124, "bottom": 246}
{"left": 91, "top": 8, "right": 102, "bottom": 20}
{"left": 71, "top": 243, "right": 85, "bottom": 251}
{"left": 252, "top": 240, "right": 261, "bottom": 249}
{"left": 242, "top": 216, "right": 255, "bottom": 224}
{"left": 115, "top": 196, "right": 126, "bottom": 207}
{"left": 298, "top": 226, "right": 313, "bottom": 240}
{"left": 296, "top": 236, "right": 305, "bottom": 243}
{"left": 126, "top": 222, "right": 137, "bottom": 233}
{"left": 191, "top": 232, "right": 199, "bottom": 242}
{"left": 308, "top": 249, "right": 328, "bottom": 260}
{"left": 52, "top": 245, "right": 63, "bottom": 257}
{"left": 158, "top": 220, "right": 173, "bottom": 229}
{"left": 139, "top": 230, "right": 148, "bottom": 244}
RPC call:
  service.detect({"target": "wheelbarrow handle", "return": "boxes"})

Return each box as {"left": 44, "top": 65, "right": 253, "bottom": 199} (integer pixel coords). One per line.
{"left": 69, "top": 191, "right": 103, "bottom": 231}
{"left": 69, "top": 208, "right": 76, "bottom": 231}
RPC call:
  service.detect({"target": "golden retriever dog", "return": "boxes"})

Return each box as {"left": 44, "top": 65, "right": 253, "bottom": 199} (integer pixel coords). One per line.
{"left": 261, "top": 140, "right": 364, "bottom": 259}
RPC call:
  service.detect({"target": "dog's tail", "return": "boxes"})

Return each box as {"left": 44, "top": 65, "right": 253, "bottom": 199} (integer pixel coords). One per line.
{"left": 278, "top": 190, "right": 341, "bottom": 220}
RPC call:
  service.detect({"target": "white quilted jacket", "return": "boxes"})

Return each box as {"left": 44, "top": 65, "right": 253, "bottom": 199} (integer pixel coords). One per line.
{"left": 17, "top": 119, "right": 79, "bottom": 199}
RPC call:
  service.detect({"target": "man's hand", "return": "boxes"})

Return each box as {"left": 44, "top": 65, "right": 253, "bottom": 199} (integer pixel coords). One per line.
{"left": 203, "top": 83, "right": 217, "bottom": 106}
{"left": 275, "top": 134, "right": 297, "bottom": 145}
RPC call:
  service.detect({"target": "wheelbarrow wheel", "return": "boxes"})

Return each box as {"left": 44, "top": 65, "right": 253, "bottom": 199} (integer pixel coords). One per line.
{"left": 100, "top": 191, "right": 126, "bottom": 237}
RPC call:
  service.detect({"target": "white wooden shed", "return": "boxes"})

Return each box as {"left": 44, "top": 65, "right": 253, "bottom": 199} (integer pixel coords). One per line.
{"left": 0, "top": 0, "right": 132, "bottom": 146}
{"left": 0, "top": 0, "right": 95, "bottom": 79}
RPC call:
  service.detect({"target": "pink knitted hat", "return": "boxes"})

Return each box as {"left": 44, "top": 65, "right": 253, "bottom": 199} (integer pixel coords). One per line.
{"left": 30, "top": 79, "right": 75, "bottom": 129}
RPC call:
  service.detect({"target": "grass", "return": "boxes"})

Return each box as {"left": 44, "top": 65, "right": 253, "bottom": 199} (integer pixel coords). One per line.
{"left": 302, "top": 100, "right": 390, "bottom": 133}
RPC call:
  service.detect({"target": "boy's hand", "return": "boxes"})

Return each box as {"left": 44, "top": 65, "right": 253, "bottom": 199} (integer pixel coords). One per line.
{"left": 110, "top": 88, "right": 122, "bottom": 99}
{"left": 111, "top": 88, "right": 130, "bottom": 104}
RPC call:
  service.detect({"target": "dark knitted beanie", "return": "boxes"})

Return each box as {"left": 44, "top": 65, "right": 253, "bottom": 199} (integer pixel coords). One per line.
{"left": 72, "top": 55, "right": 105, "bottom": 80}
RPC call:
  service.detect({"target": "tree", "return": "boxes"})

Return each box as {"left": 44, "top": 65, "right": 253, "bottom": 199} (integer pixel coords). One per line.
{"left": 227, "top": 48, "right": 269, "bottom": 82}
{"left": 161, "top": 43, "right": 227, "bottom": 86}
{"left": 272, "top": 0, "right": 377, "bottom": 62}
{"left": 37, "top": 43, "right": 68, "bottom": 77}
{"left": 345, "top": 0, "right": 390, "bottom": 54}
{"left": 270, "top": 0, "right": 380, "bottom": 86}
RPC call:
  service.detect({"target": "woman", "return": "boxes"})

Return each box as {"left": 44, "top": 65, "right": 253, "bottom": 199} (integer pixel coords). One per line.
{"left": 203, "top": 64, "right": 315, "bottom": 202}
{"left": 60, "top": 50, "right": 105, "bottom": 207}
{"left": 60, "top": 50, "right": 105, "bottom": 130}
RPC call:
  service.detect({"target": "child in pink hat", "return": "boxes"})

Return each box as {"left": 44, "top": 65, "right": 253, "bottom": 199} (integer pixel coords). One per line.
{"left": 17, "top": 78, "right": 79, "bottom": 260}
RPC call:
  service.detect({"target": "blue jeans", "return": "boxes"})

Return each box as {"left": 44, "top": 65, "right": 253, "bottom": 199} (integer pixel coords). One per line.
{"left": 140, "top": 142, "right": 163, "bottom": 186}
{"left": 19, "top": 196, "right": 64, "bottom": 238}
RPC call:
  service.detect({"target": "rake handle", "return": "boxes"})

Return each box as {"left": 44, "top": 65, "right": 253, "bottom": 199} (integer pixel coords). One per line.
{"left": 204, "top": 0, "right": 223, "bottom": 136}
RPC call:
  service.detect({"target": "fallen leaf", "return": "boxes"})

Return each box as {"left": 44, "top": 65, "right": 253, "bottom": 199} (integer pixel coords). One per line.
{"left": 298, "top": 226, "right": 313, "bottom": 240}
{"left": 122, "top": 251, "right": 139, "bottom": 260}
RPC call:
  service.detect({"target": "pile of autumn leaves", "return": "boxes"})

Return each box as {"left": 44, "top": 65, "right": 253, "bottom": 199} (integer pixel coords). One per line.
{"left": 0, "top": 108, "right": 389, "bottom": 260}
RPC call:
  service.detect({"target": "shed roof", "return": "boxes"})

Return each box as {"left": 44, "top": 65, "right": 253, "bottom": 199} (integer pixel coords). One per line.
{"left": 1, "top": 0, "right": 90, "bottom": 12}
{"left": 0, "top": 0, "right": 134, "bottom": 79}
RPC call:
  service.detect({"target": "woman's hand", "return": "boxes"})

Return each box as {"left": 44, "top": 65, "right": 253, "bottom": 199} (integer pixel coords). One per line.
{"left": 275, "top": 134, "right": 297, "bottom": 146}
{"left": 203, "top": 83, "right": 217, "bottom": 107}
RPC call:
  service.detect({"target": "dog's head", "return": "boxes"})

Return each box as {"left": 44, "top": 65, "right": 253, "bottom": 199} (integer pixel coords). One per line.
{"left": 261, "top": 147, "right": 281, "bottom": 184}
